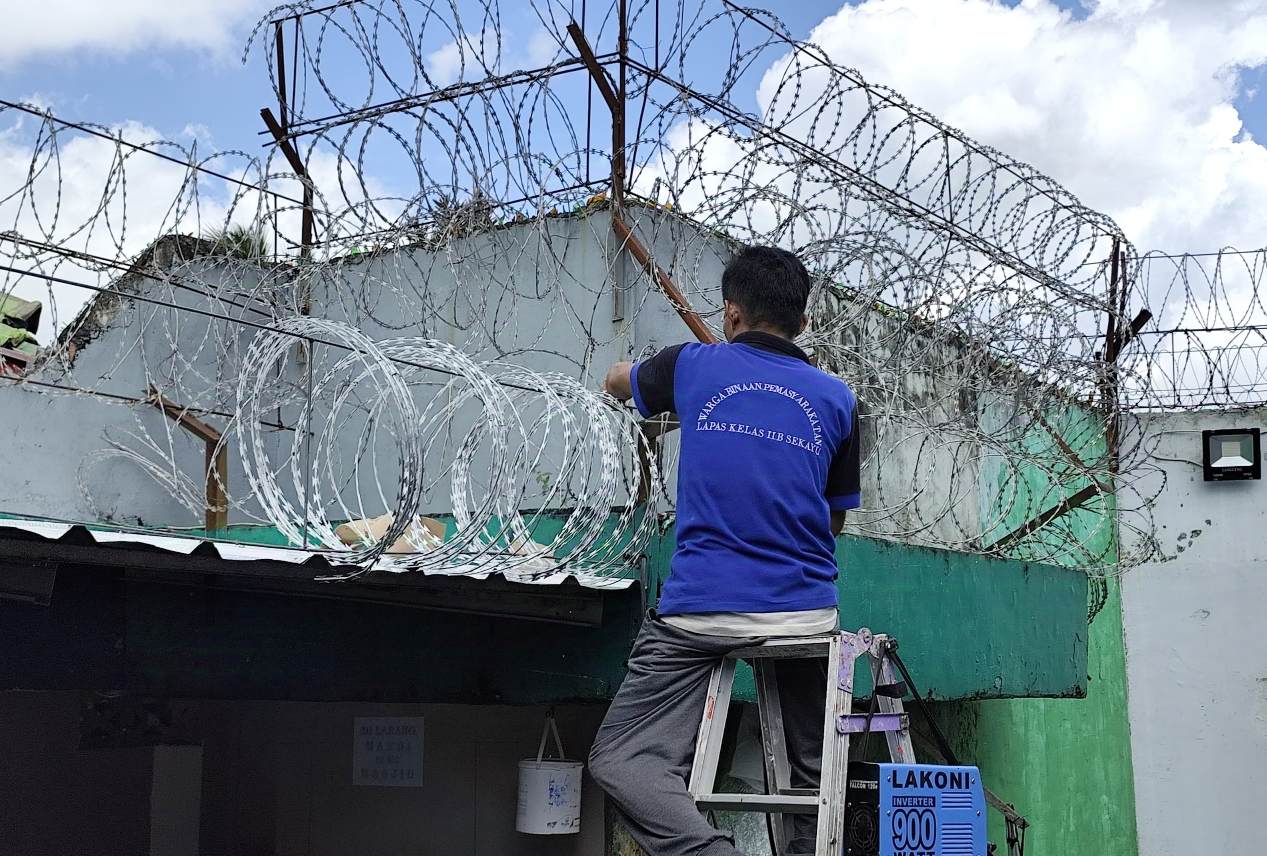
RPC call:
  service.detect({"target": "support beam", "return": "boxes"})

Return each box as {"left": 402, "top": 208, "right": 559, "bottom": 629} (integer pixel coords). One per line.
{"left": 147, "top": 386, "right": 222, "bottom": 444}
{"left": 260, "top": 107, "right": 315, "bottom": 268}
{"left": 567, "top": 19, "right": 628, "bottom": 321}
{"left": 259, "top": 107, "right": 306, "bottom": 177}
{"left": 146, "top": 386, "right": 229, "bottom": 532}
{"left": 1102, "top": 242, "right": 1128, "bottom": 473}
{"left": 1028, "top": 409, "right": 1115, "bottom": 494}
{"left": 613, "top": 215, "right": 718, "bottom": 344}
{"left": 987, "top": 482, "right": 1099, "bottom": 553}
{"left": 565, "top": 23, "right": 619, "bottom": 112}
{"left": 613, "top": 0, "right": 627, "bottom": 214}
{"left": 274, "top": 23, "right": 289, "bottom": 130}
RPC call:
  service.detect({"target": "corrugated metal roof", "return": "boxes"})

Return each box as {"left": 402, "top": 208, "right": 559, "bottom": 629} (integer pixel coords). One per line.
{"left": 0, "top": 516, "right": 634, "bottom": 591}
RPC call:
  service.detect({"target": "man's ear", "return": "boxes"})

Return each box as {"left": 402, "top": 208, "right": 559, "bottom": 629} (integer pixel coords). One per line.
{"left": 798, "top": 314, "right": 809, "bottom": 335}
{"left": 724, "top": 300, "right": 743, "bottom": 327}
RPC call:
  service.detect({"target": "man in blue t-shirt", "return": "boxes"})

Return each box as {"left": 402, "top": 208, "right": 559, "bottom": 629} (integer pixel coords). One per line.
{"left": 589, "top": 246, "right": 862, "bottom": 856}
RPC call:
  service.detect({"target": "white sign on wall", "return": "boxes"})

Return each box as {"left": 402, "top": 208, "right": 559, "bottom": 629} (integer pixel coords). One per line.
{"left": 353, "top": 717, "right": 424, "bottom": 787}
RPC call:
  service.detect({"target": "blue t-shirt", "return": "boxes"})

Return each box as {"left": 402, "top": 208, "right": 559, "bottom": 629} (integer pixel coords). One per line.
{"left": 631, "top": 331, "right": 862, "bottom": 615}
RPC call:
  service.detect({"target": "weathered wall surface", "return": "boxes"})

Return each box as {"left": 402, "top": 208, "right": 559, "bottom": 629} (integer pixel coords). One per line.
{"left": 933, "top": 406, "right": 1139, "bottom": 855}
{"left": 5, "top": 249, "right": 286, "bottom": 529}
{"left": 0, "top": 690, "right": 154, "bottom": 856}
{"left": 949, "top": 575, "right": 1139, "bottom": 855}
{"left": 198, "top": 700, "right": 607, "bottom": 856}
{"left": 1, "top": 212, "right": 688, "bottom": 528}
{"left": 1118, "top": 407, "right": 1267, "bottom": 856}
{"left": 6, "top": 209, "right": 1036, "bottom": 551}
{"left": 0, "top": 691, "right": 608, "bottom": 856}
{"left": 0, "top": 563, "right": 643, "bottom": 704}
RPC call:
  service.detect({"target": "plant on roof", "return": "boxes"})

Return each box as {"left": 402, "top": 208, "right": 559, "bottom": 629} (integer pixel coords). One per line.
{"left": 202, "top": 223, "right": 272, "bottom": 261}
{"left": 409, "top": 189, "right": 496, "bottom": 248}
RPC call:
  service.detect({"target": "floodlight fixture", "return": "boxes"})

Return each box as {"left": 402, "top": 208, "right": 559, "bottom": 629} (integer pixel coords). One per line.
{"left": 1201, "top": 428, "right": 1261, "bottom": 482}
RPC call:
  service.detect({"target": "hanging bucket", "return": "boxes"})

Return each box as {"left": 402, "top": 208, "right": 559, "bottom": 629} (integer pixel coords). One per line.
{"left": 516, "top": 711, "right": 583, "bottom": 835}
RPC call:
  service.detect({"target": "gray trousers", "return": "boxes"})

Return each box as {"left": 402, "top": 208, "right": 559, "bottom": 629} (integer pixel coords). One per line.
{"left": 589, "top": 613, "right": 827, "bottom": 856}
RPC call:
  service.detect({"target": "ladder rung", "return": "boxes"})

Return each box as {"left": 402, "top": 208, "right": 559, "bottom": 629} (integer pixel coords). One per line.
{"left": 838, "top": 712, "right": 908, "bottom": 734}
{"left": 728, "top": 638, "right": 834, "bottom": 660}
{"left": 695, "top": 793, "right": 821, "bottom": 814}
{"left": 777, "top": 787, "right": 818, "bottom": 797}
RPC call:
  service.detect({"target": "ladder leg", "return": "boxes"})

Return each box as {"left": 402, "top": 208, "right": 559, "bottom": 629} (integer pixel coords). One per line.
{"left": 754, "top": 658, "right": 793, "bottom": 856}
{"left": 689, "top": 657, "right": 737, "bottom": 798}
{"left": 868, "top": 644, "right": 915, "bottom": 765}
{"left": 814, "top": 633, "right": 853, "bottom": 856}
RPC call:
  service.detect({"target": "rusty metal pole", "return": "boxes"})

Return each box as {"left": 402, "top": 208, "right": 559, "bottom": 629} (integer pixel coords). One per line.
{"left": 613, "top": 0, "right": 627, "bottom": 215}
{"left": 274, "top": 24, "right": 289, "bottom": 130}
{"left": 1101, "top": 239, "right": 1127, "bottom": 582}
{"left": 567, "top": 21, "right": 717, "bottom": 345}
{"left": 612, "top": 217, "right": 718, "bottom": 343}
{"left": 267, "top": 23, "right": 313, "bottom": 313}
{"left": 1102, "top": 238, "right": 1123, "bottom": 474}
{"left": 611, "top": 0, "right": 628, "bottom": 323}
{"left": 147, "top": 386, "right": 228, "bottom": 532}
{"left": 205, "top": 441, "right": 229, "bottom": 532}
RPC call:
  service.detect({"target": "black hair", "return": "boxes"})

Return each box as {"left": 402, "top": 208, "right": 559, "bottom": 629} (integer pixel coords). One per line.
{"left": 721, "top": 245, "right": 812, "bottom": 337}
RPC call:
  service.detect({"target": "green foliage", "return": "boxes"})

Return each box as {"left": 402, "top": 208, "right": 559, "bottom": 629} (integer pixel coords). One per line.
{"left": 202, "top": 223, "right": 272, "bottom": 261}
{"left": 410, "top": 190, "right": 496, "bottom": 247}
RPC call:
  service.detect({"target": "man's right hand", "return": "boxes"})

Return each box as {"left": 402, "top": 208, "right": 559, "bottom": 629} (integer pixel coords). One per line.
{"left": 603, "top": 361, "right": 634, "bottom": 401}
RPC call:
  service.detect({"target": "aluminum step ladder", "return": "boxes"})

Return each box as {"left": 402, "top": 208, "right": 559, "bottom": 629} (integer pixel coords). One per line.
{"left": 687, "top": 628, "right": 913, "bottom": 856}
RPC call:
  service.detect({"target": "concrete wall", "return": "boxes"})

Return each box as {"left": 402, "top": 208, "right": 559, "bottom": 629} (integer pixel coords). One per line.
{"left": 6, "top": 208, "right": 1055, "bottom": 555}
{"left": 199, "top": 700, "right": 607, "bottom": 856}
{"left": 1119, "top": 407, "right": 1267, "bottom": 856}
{"left": 0, "top": 691, "right": 608, "bottom": 856}
{"left": 0, "top": 691, "right": 154, "bottom": 856}
{"left": 643, "top": 528, "right": 1090, "bottom": 702}
{"left": 930, "top": 404, "right": 1140, "bottom": 855}
{"left": 2, "top": 212, "right": 673, "bottom": 528}
{"left": 948, "top": 575, "right": 1139, "bottom": 855}
{"left": 0, "top": 214, "right": 1130, "bottom": 856}
{"left": 5, "top": 249, "right": 286, "bottom": 529}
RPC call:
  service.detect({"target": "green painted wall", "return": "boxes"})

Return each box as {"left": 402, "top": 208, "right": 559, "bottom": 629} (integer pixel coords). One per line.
{"left": 949, "top": 401, "right": 1140, "bottom": 854}
{"left": 647, "top": 527, "right": 1088, "bottom": 702}
{"left": 946, "top": 576, "right": 1137, "bottom": 854}
{"left": 189, "top": 512, "right": 1089, "bottom": 704}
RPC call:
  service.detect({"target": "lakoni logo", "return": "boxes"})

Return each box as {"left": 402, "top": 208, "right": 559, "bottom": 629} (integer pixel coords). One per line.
{"left": 889, "top": 768, "right": 972, "bottom": 790}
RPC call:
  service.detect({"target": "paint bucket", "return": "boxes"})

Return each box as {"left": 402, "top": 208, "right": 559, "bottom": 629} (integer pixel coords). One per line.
{"left": 516, "top": 712, "right": 583, "bottom": 835}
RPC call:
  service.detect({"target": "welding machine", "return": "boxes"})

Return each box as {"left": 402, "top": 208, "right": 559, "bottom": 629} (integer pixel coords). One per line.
{"left": 844, "top": 761, "right": 987, "bottom": 856}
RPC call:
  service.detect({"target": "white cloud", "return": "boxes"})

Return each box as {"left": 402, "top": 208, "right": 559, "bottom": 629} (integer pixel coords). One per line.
{"left": 424, "top": 26, "right": 562, "bottom": 88}
{"left": 631, "top": 0, "right": 1267, "bottom": 404}
{"left": 783, "top": 0, "right": 1267, "bottom": 254}
{"left": 0, "top": 110, "right": 240, "bottom": 336}
{"left": 0, "top": 101, "right": 406, "bottom": 340}
{"left": 0, "top": 0, "right": 268, "bottom": 68}
{"left": 526, "top": 29, "right": 562, "bottom": 68}
{"left": 424, "top": 40, "right": 465, "bottom": 88}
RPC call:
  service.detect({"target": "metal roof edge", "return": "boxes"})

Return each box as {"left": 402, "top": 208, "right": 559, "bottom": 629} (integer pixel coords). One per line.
{"left": 0, "top": 516, "right": 634, "bottom": 591}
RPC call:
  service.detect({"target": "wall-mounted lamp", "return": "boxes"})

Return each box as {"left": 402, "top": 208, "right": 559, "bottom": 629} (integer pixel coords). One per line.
{"left": 1202, "top": 428, "right": 1261, "bottom": 481}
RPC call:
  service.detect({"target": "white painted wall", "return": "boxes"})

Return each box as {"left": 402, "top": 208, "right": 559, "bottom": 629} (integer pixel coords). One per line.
{"left": 1119, "top": 407, "right": 1267, "bottom": 856}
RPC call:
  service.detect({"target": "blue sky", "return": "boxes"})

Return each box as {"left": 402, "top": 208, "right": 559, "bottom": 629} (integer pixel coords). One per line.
{"left": 13, "top": 0, "right": 1243, "bottom": 163}
{"left": 2, "top": 0, "right": 1264, "bottom": 177}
